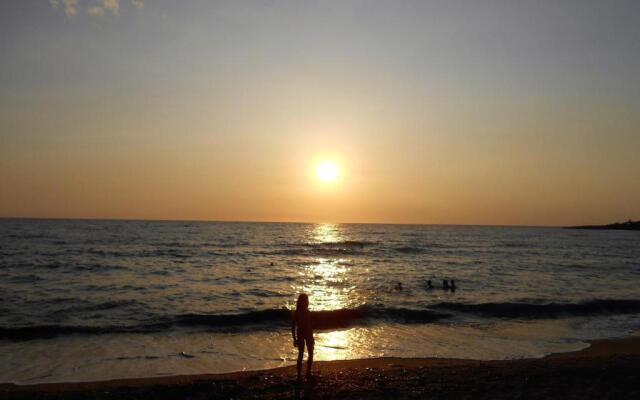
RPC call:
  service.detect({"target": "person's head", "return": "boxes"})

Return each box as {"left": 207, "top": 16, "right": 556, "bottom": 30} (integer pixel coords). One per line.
{"left": 296, "top": 293, "right": 309, "bottom": 312}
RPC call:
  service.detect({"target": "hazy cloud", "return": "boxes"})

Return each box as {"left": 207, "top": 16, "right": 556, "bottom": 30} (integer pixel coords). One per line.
{"left": 87, "top": 5, "right": 105, "bottom": 16}
{"left": 103, "top": 0, "right": 119, "bottom": 15}
{"left": 50, "top": 0, "right": 143, "bottom": 17}
{"left": 62, "top": 0, "right": 79, "bottom": 17}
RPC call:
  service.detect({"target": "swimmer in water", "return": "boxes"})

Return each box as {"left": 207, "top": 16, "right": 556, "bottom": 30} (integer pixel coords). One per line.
{"left": 292, "top": 293, "right": 314, "bottom": 379}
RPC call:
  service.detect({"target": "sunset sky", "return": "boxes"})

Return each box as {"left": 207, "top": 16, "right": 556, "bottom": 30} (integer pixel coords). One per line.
{"left": 1, "top": 0, "right": 639, "bottom": 225}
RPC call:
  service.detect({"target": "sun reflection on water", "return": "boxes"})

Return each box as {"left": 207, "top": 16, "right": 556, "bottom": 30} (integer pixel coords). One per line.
{"left": 310, "top": 222, "right": 342, "bottom": 244}
{"left": 315, "top": 329, "right": 352, "bottom": 360}
{"left": 289, "top": 223, "right": 356, "bottom": 311}
{"left": 293, "top": 258, "right": 354, "bottom": 311}
{"left": 313, "top": 327, "right": 389, "bottom": 361}
{"left": 287, "top": 223, "right": 377, "bottom": 360}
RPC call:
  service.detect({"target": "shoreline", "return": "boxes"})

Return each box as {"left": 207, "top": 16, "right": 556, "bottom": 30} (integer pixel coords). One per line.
{"left": 3, "top": 334, "right": 639, "bottom": 399}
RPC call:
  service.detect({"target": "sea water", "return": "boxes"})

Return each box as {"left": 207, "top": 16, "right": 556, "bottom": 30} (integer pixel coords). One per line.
{"left": 1, "top": 219, "right": 639, "bottom": 383}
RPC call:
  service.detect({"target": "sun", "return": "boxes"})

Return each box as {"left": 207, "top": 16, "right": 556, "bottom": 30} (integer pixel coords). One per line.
{"left": 316, "top": 160, "right": 339, "bottom": 182}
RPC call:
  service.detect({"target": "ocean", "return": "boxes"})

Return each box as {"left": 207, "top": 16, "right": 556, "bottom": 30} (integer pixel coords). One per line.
{"left": 1, "top": 219, "right": 639, "bottom": 383}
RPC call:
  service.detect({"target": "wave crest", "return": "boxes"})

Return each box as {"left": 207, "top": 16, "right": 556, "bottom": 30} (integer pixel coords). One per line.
{"left": 431, "top": 299, "right": 640, "bottom": 318}
{"left": 4, "top": 299, "right": 639, "bottom": 341}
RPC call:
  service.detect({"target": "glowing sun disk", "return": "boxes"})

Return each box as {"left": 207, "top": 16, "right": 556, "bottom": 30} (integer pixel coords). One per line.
{"left": 316, "top": 160, "right": 339, "bottom": 182}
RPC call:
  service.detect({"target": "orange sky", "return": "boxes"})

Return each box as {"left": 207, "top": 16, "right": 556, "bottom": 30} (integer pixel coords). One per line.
{"left": 1, "top": 1, "right": 639, "bottom": 225}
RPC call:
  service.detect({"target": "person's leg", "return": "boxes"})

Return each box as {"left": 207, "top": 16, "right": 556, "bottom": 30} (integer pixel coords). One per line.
{"left": 306, "top": 336, "right": 314, "bottom": 377}
{"left": 296, "top": 341, "right": 304, "bottom": 379}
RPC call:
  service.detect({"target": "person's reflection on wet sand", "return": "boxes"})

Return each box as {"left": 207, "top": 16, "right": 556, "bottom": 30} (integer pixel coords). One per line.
{"left": 294, "top": 377, "right": 315, "bottom": 400}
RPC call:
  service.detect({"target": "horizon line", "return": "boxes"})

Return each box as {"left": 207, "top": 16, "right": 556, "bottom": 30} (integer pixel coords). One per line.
{"left": 0, "top": 215, "right": 565, "bottom": 228}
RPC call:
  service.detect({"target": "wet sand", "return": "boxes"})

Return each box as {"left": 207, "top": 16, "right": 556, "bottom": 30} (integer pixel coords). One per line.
{"left": 2, "top": 335, "right": 639, "bottom": 399}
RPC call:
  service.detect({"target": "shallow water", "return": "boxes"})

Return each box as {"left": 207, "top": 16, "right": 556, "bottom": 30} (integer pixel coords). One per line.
{"left": 1, "top": 219, "right": 639, "bottom": 383}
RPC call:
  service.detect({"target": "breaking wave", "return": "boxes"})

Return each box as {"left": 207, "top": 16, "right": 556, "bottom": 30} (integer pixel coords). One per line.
{"left": 4, "top": 299, "right": 639, "bottom": 341}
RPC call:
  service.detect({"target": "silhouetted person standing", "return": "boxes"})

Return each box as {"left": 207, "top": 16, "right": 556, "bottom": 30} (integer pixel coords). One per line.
{"left": 292, "top": 293, "right": 314, "bottom": 380}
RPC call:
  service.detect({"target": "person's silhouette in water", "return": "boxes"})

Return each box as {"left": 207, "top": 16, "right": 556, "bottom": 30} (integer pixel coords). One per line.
{"left": 292, "top": 293, "right": 314, "bottom": 380}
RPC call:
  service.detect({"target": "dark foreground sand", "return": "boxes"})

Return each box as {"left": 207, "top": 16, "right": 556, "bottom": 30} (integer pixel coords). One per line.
{"left": 3, "top": 336, "right": 640, "bottom": 400}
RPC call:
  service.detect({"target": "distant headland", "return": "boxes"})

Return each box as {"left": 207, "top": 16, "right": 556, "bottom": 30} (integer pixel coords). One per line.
{"left": 566, "top": 219, "right": 640, "bottom": 231}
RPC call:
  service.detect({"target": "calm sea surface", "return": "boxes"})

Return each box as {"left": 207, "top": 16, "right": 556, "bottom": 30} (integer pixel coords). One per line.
{"left": 1, "top": 219, "right": 639, "bottom": 383}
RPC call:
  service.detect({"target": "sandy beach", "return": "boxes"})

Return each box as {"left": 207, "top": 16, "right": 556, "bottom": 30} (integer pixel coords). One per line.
{"left": 3, "top": 335, "right": 639, "bottom": 399}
